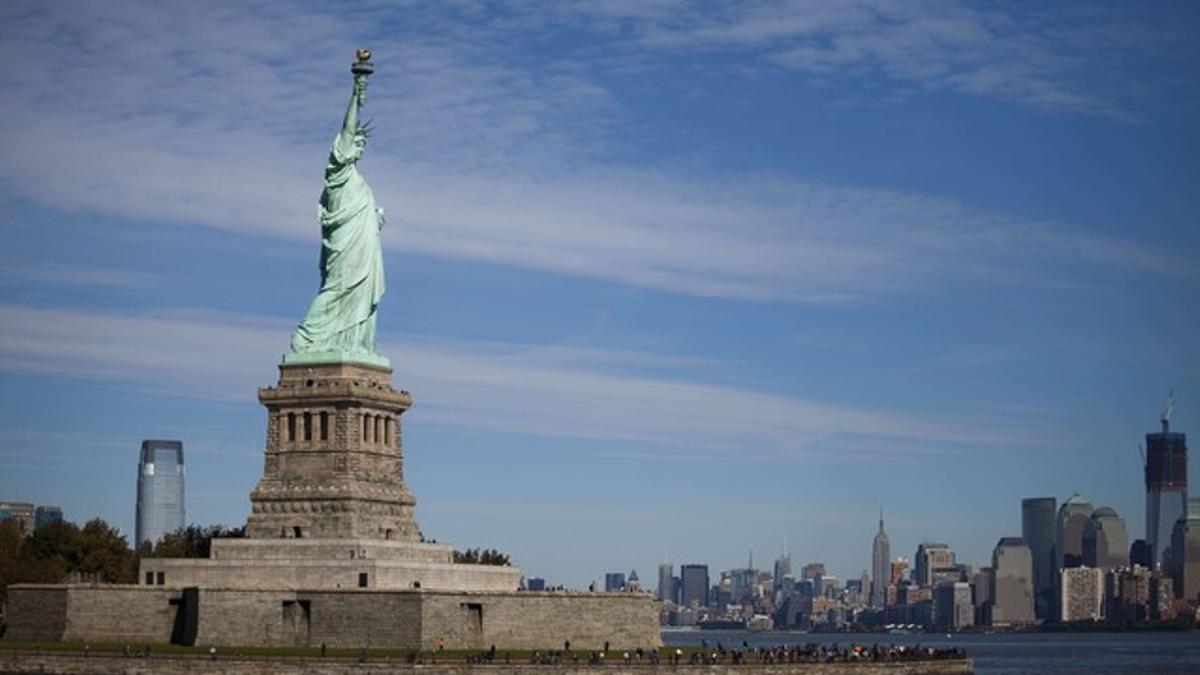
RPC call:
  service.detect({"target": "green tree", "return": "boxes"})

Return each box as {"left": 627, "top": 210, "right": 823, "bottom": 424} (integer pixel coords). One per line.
{"left": 22, "top": 520, "right": 75, "bottom": 582}
{"left": 140, "top": 524, "right": 246, "bottom": 559}
{"left": 453, "top": 547, "right": 511, "bottom": 566}
{"left": 0, "top": 519, "right": 37, "bottom": 604}
{"left": 69, "top": 519, "right": 137, "bottom": 583}
{"left": 0, "top": 517, "right": 138, "bottom": 604}
{"left": 479, "top": 548, "right": 510, "bottom": 566}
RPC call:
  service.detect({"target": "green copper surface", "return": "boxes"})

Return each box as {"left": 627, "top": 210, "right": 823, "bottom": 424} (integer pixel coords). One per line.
{"left": 282, "top": 349, "right": 390, "bottom": 369}
{"left": 288, "top": 57, "right": 387, "bottom": 367}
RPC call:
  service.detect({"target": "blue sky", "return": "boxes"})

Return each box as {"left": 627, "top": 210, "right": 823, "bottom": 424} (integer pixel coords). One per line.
{"left": 0, "top": 1, "right": 1197, "bottom": 589}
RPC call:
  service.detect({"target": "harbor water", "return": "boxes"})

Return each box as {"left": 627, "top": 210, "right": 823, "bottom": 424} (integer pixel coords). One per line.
{"left": 662, "top": 629, "right": 1200, "bottom": 674}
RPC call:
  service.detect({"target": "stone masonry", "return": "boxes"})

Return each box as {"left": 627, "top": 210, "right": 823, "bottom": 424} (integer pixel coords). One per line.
{"left": 5, "top": 585, "right": 660, "bottom": 651}
{"left": 248, "top": 362, "right": 420, "bottom": 541}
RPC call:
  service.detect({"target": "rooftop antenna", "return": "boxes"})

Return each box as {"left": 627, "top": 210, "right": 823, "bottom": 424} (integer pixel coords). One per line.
{"left": 1160, "top": 389, "right": 1176, "bottom": 433}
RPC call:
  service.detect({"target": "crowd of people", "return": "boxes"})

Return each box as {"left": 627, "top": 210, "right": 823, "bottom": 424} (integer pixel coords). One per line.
{"left": 515, "top": 641, "right": 967, "bottom": 666}
{"left": 686, "top": 641, "right": 966, "bottom": 665}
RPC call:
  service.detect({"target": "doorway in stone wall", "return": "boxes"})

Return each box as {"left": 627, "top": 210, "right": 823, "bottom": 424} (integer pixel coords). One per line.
{"left": 461, "top": 602, "right": 483, "bottom": 650}
{"left": 283, "top": 599, "right": 312, "bottom": 646}
{"left": 169, "top": 587, "right": 199, "bottom": 646}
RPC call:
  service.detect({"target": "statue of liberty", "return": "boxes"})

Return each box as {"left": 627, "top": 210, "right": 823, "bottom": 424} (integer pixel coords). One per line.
{"left": 287, "top": 50, "right": 388, "bottom": 368}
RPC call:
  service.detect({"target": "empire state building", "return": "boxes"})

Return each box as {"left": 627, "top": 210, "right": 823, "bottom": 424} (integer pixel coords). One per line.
{"left": 871, "top": 510, "right": 890, "bottom": 609}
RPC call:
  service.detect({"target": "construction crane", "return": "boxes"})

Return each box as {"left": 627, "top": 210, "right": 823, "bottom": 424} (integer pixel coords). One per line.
{"left": 1160, "top": 389, "right": 1176, "bottom": 432}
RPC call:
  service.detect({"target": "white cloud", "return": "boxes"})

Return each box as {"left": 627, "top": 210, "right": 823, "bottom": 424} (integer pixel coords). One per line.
{"left": 0, "top": 303, "right": 1058, "bottom": 460}
{"left": 0, "top": 0, "right": 1191, "bottom": 307}
{"left": 3, "top": 110, "right": 1184, "bottom": 304}
{"left": 0, "top": 263, "right": 157, "bottom": 289}
{"left": 545, "top": 0, "right": 1184, "bottom": 119}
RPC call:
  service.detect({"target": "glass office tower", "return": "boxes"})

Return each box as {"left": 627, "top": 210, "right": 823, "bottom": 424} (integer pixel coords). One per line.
{"left": 680, "top": 564, "right": 710, "bottom": 608}
{"left": 136, "top": 439, "right": 185, "bottom": 546}
{"left": 1021, "top": 497, "right": 1056, "bottom": 619}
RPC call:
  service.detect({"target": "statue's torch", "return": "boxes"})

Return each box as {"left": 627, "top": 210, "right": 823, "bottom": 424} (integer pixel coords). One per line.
{"left": 352, "top": 49, "right": 374, "bottom": 105}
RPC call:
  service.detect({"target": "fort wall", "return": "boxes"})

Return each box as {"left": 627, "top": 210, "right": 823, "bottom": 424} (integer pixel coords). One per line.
{"left": 5, "top": 586, "right": 660, "bottom": 651}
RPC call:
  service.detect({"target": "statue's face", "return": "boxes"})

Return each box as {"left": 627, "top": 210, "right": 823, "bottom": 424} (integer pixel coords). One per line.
{"left": 351, "top": 136, "right": 367, "bottom": 160}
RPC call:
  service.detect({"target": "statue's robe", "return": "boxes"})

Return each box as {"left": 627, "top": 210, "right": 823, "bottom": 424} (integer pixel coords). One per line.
{"left": 290, "top": 133, "right": 385, "bottom": 356}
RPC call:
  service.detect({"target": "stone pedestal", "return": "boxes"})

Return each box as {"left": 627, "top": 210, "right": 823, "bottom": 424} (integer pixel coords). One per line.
{"left": 247, "top": 361, "right": 421, "bottom": 542}
{"left": 134, "top": 359, "right": 521, "bottom": 594}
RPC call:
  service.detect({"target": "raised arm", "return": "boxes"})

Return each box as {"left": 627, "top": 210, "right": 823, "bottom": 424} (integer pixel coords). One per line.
{"left": 332, "top": 51, "right": 374, "bottom": 164}
{"left": 339, "top": 76, "right": 366, "bottom": 143}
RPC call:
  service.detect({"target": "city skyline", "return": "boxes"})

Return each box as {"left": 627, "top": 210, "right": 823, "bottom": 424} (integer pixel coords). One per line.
{"left": 1, "top": 1, "right": 1198, "bottom": 589}
{"left": 3, "top": 437, "right": 1183, "bottom": 595}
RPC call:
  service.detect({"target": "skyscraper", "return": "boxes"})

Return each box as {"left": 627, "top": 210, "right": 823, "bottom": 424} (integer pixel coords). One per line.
{"left": 934, "top": 581, "right": 974, "bottom": 632}
{"left": 1057, "top": 494, "right": 1093, "bottom": 569}
{"left": 1169, "top": 498, "right": 1200, "bottom": 602}
{"left": 914, "top": 542, "right": 954, "bottom": 587}
{"left": 680, "top": 564, "right": 709, "bottom": 608}
{"left": 871, "top": 510, "right": 890, "bottom": 608}
{"left": 1130, "top": 539, "right": 1153, "bottom": 568}
{"left": 1082, "top": 507, "right": 1129, "bottom": 569}
{"left": 801, "top": 562, "right": 825, "bottom": 581}
{"left": 730, "top": 565, "right": 758, "bottom": 602}
{"left": 658, "top": 562, "right": 676, "bottom": 603}
{"left": 604, "top": 572, "right": 626, "bottom": 592}
{"left": 990, "top": 537, "right": 1035, "bottom": 626}
{"left": 971, "top": 566, "right": 994, "bottom": 623}
{"left": 135, "top": 439, "right": 185, "bottom": 546}
{"left": 34, "top": 505, "right": 63, "bottom": 530}
{"left": 1021, "top": 496, "right": 1056, "bottom": 619}
{"left": 890, "top": 557, "right": 910, "bottom": 585}
{"left": 773, "top": 549, "right": 792, "bottom": 586}
{"left": 1145, "top": 401, "right": 1187, "bottom": 570}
